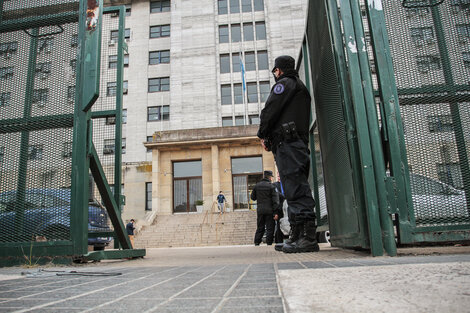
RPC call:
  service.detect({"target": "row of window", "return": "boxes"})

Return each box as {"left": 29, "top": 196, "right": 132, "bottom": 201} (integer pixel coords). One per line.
{"left": 222, "top": 115, "right": 260, "bottom": 126}
{"left": 220, "top": 50, "right": 268, "bottom": 73}
{"left": 218, "top": 0, "right": 264, "bottom": 15}
{"left": 219, "top": 22, "right": 266, "bottom": 43}
{"left": 221, "top": 81, "right": 270, "bottom": 105}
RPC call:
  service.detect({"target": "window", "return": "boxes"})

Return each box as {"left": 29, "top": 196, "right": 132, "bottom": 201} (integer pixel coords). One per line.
{"left": 450, "top": 0, "right": 470, "bottom": 13}
{"left": 124, "top": 54, "right": 129, "bottom": 67}
{"left": 245, "top": 52, "right": 256, "bottom": 71}
{"left": 148, "top": 77, "right": 170, "bottom": 92}
{"left": 218, "top": 0, "right": 228, "bottom": 14}
{"left": 173, "top": 160, "right": 202, "bottom": 213}
{"left": 243, "top": 23, "right": 254, "bottom": 41}
{"left": 249, "top": 114, "right": 260, "bottom": 125}
{"left": 125, "top": 4, "right": 131, "bottom": 16}
{"left": 32, "top": 89, "right": 48, "bottom": 106}
{"left": 221, "top": 84, "right": 232, "bottom": 105}
{"left": 219, "top": 25, "right": 229, "bottom": 43}
{"left": 149, "top": 50, "right": 170, "bottom": 64}
{"left": 35, "top": 62, "right": 51, "bottom": 79}
{"left": 231, "top": 24, "right": 241, "bottom": 42}
{"left": 230, "top": 0, "right": 240, "bottom": 13}
{"left": 150, "top": 25, "right": 170, "bottom": 38}
{"left": 107, "top": 82, "right": 117, "bottom": 97}
{"left": 111, "top": 30, "right": 118, "bottom": 41}
{"left": 463, "top": 52, "right": 470, "bottom": 68}
{"left": 254, "top": 0, "right": 264, "bottom": 11}
{"left": 231, "top": 156, "right": 263, "bottom": 210}
{"left": 122, "top": 109, "right": 127, "bottom": 124}
{"left": 222, "top": 116, "right": 233, "bottom": 126}
{"left": 67, "top": 86, "right": 75, "bottom": 102}
{"left": 109, "top": 55, "right": 118, "bottom": 68}
{"left": 232, "top": 53, "right": 241, "bottom": 72}
{"left": 417, "top": 55, "right": 441, "bottom": 73}
{"left": 28, "top": 144, "right": 43, "bottom": 160}
{"left": 70, "top": 59, "right": 77, "bottom": 75}
{"left": 0, "top": 147, "right": 4, "bottom": 164}
{"left": 242, "top": 0, "right": 252, "bottom": 12}
{"left": 457, "top": 24, "right": 470, "bottom": 42}
{"left": 220, "top": 54, "right": 230, "bottom": 73}
{"left": 259, "top": 81, "right": 270, "bottom": 102}
{"left": 150, "top": 0, "right": 170, "bottom": 13}
{"left": 122, "top": 138, "right": 126, "bottom": 154}
{"left": 255, "top": 22, "right": 266, "bottom": 40}
{"left": 146, "top": 182, "right": 152, "bottom": 211}
{"left": 0, "top": 92, "right": 11, "bottom": 107}
{"left": 103, "top": 139, "right": 115, "bottom": 155}
{"left": 404, "top": 0, "right": 430, "bottom": 17}
{"left": 0, "top": 41, "right": 18, "bottom": 58}
{"left": 62, "top": 142, "right": 73, "bottom": 158}
{"left": 28, "top": 145, "right": 44, "bottom": 160}
{"left": 0, "top": 67, "right": 13, "bottom": 80}
{"left": 428, "top": 114, "right": 453, "bottom": 132}
{"left": 247, "top": 83, "right": 258, "bottom": 103}
{"left": 106, "top": 115, "right": 116, "bottom": 125}
{"left": 71, "top": 34, "right": 78, "bottom": 47}
{"left": 148, "top": 105, "right": 170, "bottom": 121}
{"left": 147, "top": 136, "right": 153, "bottom": 152}
{"left": 38, "top": 37, "right": 53, "bottom": 54}
{"left": 257, "top": 51, "right": 269, "bottom": 70}
{"left": 234, "top": 84, "right": 243, "bottom": 104}
{"left": 123, "top": 80, "right": 128, "bottom": 95}
{"left": 235, "top": 115, "right": 245, "bottom": 125}
{"left": 410, "top": 27, "right": 434, "bottom": 45}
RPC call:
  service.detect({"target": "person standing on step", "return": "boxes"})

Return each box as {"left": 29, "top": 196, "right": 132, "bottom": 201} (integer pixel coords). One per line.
{"left": 257, "top": 55, "right": 319, "bottom": 253}
{"left": 126, "top": 219, "right": 136, "bottom": 248}
{"left": 216, "top": 191, "right": 227, "bottom": 214}
{"left": 251, "top": 170, "right": 279, "bottom": 246}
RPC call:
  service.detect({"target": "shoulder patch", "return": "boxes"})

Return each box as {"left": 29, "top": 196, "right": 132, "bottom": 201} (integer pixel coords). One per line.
{"left": 273, "top": 83, "right": 285, "bottom": 95}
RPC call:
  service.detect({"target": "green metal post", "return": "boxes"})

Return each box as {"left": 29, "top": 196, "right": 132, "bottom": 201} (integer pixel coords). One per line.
{"left": 15, "top": 28, "right": 39, "bottom": 239}
{"left": 337, "top": 0, "right": 385, "bottom": 256}
{"left": 349, "top": 0, "right": 396, "bottom": 256}
{"left": 365, "top": 0, "right": 414, "bottom": 243}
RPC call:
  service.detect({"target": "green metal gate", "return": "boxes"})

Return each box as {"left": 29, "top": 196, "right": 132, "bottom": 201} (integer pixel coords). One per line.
{"left": 303, "top": 0, "right": 470, "bottom": 256}
{"left": 0, "top": 0, "right": 144, "bottom": 265}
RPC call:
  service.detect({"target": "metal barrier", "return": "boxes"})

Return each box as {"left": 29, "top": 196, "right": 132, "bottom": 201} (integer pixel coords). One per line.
{"left": 0, "top": 0, "right": 144, "bottom": 265}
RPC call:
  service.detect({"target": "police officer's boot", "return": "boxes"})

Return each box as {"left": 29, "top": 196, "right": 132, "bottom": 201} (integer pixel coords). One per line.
{"left": 274, "top": 224, "right": 299, "bottom": 252}
{"left": 282, "top": 221, "right": 319, "bottom": 253}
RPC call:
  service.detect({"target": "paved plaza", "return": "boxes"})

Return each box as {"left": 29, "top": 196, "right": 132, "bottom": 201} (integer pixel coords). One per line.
{"left": 0, "top": 244, "right": 470, "bottom": 312}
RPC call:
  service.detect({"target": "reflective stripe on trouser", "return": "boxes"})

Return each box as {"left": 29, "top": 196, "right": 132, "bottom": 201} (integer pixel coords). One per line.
{"left": 274, "top": 139, "right": 315, "bottom": 225}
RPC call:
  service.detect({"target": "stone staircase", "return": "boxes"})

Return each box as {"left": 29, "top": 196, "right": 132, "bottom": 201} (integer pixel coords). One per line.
{"left": 134, "top": 211, "right": 258, "bottom": 248}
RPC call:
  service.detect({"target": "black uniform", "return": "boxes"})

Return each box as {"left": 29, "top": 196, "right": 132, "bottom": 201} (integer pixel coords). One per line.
{"left": 251, "top": 176, "right": 279, "bottom": 245}
{"left": 272, "top": 181, "right": 285, "bottom": 243}
{"left": 258, "top": 69, "right": 315, "bottom": 226}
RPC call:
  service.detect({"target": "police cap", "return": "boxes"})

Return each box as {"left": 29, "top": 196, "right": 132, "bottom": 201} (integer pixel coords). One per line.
{"left": 264, "top": 170, "right": 273, "bottom": 178}
{"left": 272, "top": 55, "right": 295, "bottom": 72}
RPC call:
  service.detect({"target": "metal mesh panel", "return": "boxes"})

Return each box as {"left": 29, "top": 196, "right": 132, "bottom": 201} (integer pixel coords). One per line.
{"left": 307, "top": 0, "right": 363, "bottom": 240}
{"left": 381, "top": 0, "right": 470, "bottom": 227}
{"left": 0, "top": 1, "right": 79, "bottom": 244}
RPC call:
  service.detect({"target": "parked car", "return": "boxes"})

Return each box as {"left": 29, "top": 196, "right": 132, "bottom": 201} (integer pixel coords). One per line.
{"left": 0, "top": 189, "right": 112, "bottom": 249}
{"left": 409, "top": 173, "right": 468, "bottom": 224}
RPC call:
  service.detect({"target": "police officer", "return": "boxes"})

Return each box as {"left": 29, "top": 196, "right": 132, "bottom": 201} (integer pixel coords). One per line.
{"left": 257, "top": 55, "right": 319, "bottom": 253}
{"left": 250, "top": 170, "right": 279, "bottom": 246}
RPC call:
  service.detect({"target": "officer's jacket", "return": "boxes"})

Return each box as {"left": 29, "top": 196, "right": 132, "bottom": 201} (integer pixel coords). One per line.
{"left": 250, "top": 178, "right": 279, "bottom": 215}
{"left": 257, "top": 70, "right": 311, "bottom": 142}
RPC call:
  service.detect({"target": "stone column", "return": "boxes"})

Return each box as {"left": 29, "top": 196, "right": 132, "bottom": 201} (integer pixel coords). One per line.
{"left": 211, "top": 144, "right": 220, "bottom": 212}
{"left": 152, "top": 148, "right": 160, "bottom": 213}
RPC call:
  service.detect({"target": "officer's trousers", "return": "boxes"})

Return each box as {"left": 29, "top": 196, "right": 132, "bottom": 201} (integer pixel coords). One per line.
{"left": 254, "top": 214, "right": 275, "bottom": 245}
{"left": 274, "top": 139, "right": 316, "bottom": 225}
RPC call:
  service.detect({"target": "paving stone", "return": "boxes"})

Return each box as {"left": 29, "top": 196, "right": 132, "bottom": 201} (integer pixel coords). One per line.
{"left": 219, "top": 307, "right": 284, "bottom": 313}
{"left": 277, "top": 262, "right": 305, "bottom": 270}
{"left": 302, "top": 261, "right": 336, "bottom": 269}
{"left": 160, "top": 298, "right": 220, "bottom": 308}
{"left": 223, "top": 296, "right": 283, "bottom": 308}
{"left": 230, "top": 288, "right": 279, "bottom": 297}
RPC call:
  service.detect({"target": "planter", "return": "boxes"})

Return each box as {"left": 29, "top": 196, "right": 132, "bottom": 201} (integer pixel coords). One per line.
{"left": 196, "top": 205, "right": 203, "bottom": 213}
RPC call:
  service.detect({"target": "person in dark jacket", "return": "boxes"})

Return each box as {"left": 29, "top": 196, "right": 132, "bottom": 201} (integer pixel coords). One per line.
{"left": 126, "top": 219, "right": 136, "bottom": 248}
{"left": 272, "top": 179, "right": 286, "bottom": 244}
{"left": 251, "top": 170, "right": 279, "bottom": 246}
{"left": 257, "top": 55, "right": 319, "bottom": 253}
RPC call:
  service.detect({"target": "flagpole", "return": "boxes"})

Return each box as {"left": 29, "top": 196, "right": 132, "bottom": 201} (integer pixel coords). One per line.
{"left": 240, "top": 56, "right": 248, "bottom": 125}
